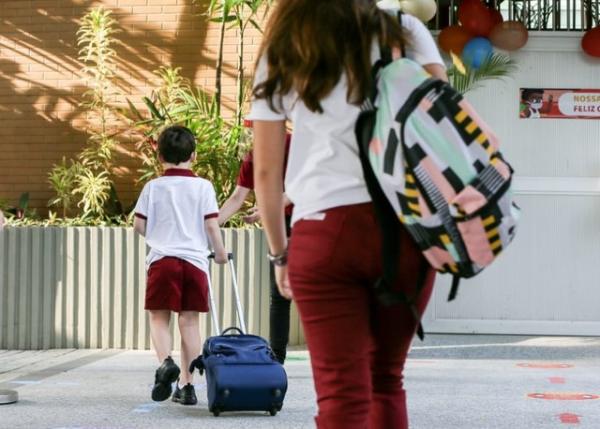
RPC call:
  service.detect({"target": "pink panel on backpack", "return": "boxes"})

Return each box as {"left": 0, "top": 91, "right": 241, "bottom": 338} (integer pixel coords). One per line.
{"left": 452, "top": 186, "right": 486, "bottom": 215}
{"left": 369, "top": 138, "right": 383, "bottom": 155}
{"left": 419, "top": 98, "right": 434, "bottom": 112}
{"left": 494, "top": 159, "right": 511, "bottom": 180}
{"left": 456, "top": 218, "right": 495, "bottom": 266}
{"left": 423, "top": 246, "right": 456, "bottom": 270}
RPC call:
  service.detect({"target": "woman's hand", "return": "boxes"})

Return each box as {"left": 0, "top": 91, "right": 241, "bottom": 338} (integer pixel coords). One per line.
{"left": 274, "top": 265, "right": 293, "bottom": 300}
{"left": 242, "top": 206, "right": 261, "bottom": 224}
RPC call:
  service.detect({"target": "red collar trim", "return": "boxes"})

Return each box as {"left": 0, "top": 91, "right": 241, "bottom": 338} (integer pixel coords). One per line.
{"left": 163, "top": 168, "right": 196, "bottom": 177}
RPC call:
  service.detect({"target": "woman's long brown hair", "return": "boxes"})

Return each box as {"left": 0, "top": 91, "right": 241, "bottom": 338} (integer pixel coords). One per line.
{"left": 253, "top": 0, "right": 404, "bottom": 114}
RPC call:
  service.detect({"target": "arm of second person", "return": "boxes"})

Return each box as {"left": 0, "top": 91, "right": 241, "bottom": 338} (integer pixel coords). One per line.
{"left": 218, "top": 186, "right": 252, "bottom": 226}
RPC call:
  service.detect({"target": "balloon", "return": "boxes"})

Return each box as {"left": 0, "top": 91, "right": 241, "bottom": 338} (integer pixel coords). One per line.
{"left": 489, "top": 9, "right": 504, "bottom": 26}
{"left": 582, "top": 26, "right": 600, "bottom": 57}
{"left": 462, "top": 37, "right": 493, "bottom": 68}
{"left": 438, "top": 25, "right": 473, "bottom": 54}
{"left": 399, "top": 0, "right": 438, "bottom": 22}
{"left": 458, "top": 0, "right": 494, "bottom": 37}
{"left": 489, "top": 21, "right": 529, "bottom": 51}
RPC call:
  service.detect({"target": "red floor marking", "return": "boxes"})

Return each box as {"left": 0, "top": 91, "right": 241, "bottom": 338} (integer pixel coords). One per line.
{"left": 528, "top": 392, "right": 599, "bottom": 400}
{"left": 549, "top": 377, "right": 566, "bottom": 384}
{"left": 517, "top": 363, "right": 573, "bottom": 369}
{"left": 558, "top": 413, "right": 581, "bottom": 424}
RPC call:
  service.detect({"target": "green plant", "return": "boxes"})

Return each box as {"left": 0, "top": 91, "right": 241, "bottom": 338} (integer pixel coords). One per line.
{"left": 129, "top": 68, "right": 250, "bottom": 199}
{"left": 448, "top": 53, "right": 517, "bottom": 95}
{"left": 204, "top": 0, "right": 272, "bottom": 122}
{"left": 0, "top": 193, "right": 37, "bottom": 222}
{"left": 77, "top": 7, "right": 120, "bottom": 172}
{"left": 48, "top": 157, "right": 80, "bottom": 218}
{"left": 48, "top": 7, "right": 124, "bottom": 221}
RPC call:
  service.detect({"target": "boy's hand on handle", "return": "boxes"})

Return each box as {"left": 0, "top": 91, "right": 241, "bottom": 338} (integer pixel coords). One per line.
{"left": 213, "top": 249, "right": 228, "bottom": 264}
{"left": 275, "top": 265, "right": 293, "bottom": 300}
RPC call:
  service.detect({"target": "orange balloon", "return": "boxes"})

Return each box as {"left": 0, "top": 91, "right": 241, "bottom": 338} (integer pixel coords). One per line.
{"left": 489, "top": 21, "right": 528, "bottom": 51}
{"left": 458, "top": 0, "right": 494, "bottom": 37}
{"left": 582, "top": 26, "right": 600, "bottom": 57}
{"left": 438, "top": 25, "right": 473, "bottom": 54}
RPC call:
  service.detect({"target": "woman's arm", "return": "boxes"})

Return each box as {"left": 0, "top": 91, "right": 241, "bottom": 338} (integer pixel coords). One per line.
{"left": 218, "top": 186, "right": 252, "bottom": 226}
{"left": 253, "top": 120, "right": 292, "bottom": 298}
{"left": 423, "top": 63, "right": 448, "bottom": 82}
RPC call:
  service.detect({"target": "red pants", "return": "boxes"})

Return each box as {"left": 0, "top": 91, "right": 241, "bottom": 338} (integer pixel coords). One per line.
{"left": 288, "top": 203, "right": 435, "bottom": 429}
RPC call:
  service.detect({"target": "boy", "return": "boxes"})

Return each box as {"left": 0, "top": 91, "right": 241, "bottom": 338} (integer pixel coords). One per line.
{"left": 133, "top": 125, "right": 228, "bottom": 405}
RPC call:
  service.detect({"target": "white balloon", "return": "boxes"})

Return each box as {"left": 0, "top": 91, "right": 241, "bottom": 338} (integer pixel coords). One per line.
{"left": 377, "top": 0, "right": 402, "bottom": 11}
{"left": 398, "top": 0, "right": 438, "bottom": 22}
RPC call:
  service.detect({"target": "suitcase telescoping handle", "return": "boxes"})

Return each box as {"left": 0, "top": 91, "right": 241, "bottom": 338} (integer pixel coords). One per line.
{"left": 208, "top": 252, "right": 248, "bottom": 335}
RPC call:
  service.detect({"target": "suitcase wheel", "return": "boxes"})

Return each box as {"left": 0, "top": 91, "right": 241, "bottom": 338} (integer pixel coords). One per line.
{"left": 269, "top": 407, "right": 278, "bottom": 416}
{"left": 211, "top": 407, "right": 221, "bottom": 417}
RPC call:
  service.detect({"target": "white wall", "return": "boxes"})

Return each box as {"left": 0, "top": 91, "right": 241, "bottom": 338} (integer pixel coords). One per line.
{"left": 424, "top": 33, "right": 600, "bottom": 336}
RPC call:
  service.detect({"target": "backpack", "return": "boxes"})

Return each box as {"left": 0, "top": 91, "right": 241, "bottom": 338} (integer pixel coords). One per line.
{"left": 355, "top": 15, "right": 521, "bottom": 337}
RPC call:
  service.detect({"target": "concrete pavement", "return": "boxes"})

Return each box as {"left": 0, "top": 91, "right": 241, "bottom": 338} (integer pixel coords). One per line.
{"left": 1, "top": 335, "right": 600, "bottom": 428}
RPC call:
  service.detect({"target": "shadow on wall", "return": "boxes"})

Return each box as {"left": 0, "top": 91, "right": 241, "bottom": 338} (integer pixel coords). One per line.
{"left": 0, "top": 0, "right": 210, "bottom": 212}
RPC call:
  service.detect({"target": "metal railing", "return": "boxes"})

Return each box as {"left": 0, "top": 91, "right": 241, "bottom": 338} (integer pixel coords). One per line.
{"left": 432, "top": 0, "right": 599, "bottom": 31}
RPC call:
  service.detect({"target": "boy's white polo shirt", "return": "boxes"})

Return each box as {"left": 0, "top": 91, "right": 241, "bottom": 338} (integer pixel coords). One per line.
{"left": 134, "top": 168, "right": 219, "bottom": 274}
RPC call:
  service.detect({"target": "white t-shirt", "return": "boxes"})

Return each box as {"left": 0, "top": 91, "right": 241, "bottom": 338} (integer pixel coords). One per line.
{"left": 247, "top": 13, "right": 444, "bottom": 224}
{"left": 134, "top": 169, "right": 219, "bottom": 273}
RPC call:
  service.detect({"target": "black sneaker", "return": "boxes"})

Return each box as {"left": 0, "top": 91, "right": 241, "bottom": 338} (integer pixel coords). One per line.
{"left": 172, "top": 382, "right": 197, "bottom": 405}
{"left": 151, "top": 356, "right": 180, "bottom": 402}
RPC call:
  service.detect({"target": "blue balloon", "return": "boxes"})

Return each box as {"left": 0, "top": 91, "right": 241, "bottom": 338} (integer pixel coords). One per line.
{"left": 462, "top": 37, "right": 493, "bottom": 69}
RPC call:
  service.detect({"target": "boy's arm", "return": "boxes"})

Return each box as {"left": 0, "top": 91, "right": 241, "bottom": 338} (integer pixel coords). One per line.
{"left": 218, "top": 186, "right": 252, "bottom": 226}
{"left": 133, "top": 216, "right": 146, "bottom": 236}
{"left": 205, "top": 218, "right": 227, "bottom": 264}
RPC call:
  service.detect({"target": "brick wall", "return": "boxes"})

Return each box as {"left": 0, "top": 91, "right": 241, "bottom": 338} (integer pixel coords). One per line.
{"left": 0, "top": 0, "right": 263, "bottom": 213}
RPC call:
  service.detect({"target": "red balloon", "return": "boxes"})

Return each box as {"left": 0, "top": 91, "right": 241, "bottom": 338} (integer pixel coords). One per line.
{"left": 458, "top": 0, "right": 494, "bottom": 37}
{"left": 582, "top": 26, "right": 600, "bottom": 58}
{"left": 438, "top": 25, "right": 473, "bottom": 54}
{"left": 489, "top": 21, "right": 528, "bottom": 51}
{"left": 489, "top": 9, "right": 504, "bottom": 26}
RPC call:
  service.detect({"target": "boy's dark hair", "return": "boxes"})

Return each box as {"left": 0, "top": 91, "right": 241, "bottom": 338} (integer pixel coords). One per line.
{"left": 158, "top": 125, "right": 196, "bottom": 164}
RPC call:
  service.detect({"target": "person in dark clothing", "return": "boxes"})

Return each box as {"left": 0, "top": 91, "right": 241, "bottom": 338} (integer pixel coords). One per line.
{"left": 218, "top": 127, "right": 292, "bottom": 364}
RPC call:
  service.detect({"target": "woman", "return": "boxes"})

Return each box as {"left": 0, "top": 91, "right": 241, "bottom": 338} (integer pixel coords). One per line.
{"left": 248, "top": 1, "right": 447, "bottom": 427}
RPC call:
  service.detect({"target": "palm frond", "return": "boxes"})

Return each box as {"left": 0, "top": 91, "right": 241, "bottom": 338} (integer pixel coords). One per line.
{"left": 448, "top": 53, "right": 517, "bottom": 94}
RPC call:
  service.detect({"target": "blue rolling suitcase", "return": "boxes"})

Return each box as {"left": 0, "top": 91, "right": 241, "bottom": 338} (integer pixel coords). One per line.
{"left": 190, "top": 254, "right": 288, "bottom": 417}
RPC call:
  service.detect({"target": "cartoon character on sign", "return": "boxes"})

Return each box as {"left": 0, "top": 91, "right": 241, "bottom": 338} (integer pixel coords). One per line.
{"left": 520, "top": 88, "right": 553, "bottom": 118}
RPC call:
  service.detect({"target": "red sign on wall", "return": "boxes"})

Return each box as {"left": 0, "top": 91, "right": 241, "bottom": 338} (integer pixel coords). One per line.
{"left": 520, "top": 88, "right": 600, "bottom": 119}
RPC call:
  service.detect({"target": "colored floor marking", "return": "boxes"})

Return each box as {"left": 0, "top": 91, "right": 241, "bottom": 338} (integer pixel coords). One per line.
{"left": 286, "top": 356, "right": 309, "bottom": 361}
{"left": 517, "top": 363, "right": 573, "bottom": 369}
{"left": 558, "top": 413, "right": 581, "bottom": 424}
{"left": 528, "top": 393, "right": 599, "bottom": 400}
{"left": 549, "top": 377, "right": 566, "bottom": 384}
{"left": 132, "top": 402, "right": 162, "bottom": 413}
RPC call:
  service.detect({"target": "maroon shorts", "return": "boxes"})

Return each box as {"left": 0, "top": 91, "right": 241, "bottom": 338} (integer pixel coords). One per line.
{"left": 145, "top": 257, "right": 209, "bottom": 312}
